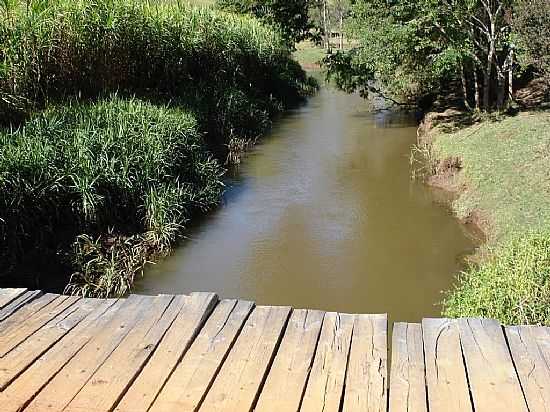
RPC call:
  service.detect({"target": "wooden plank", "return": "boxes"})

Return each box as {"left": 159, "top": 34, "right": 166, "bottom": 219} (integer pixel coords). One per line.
{"left": 198, "top": 305, "right": 291, "bottom": 412}
{"left": 0, "top": 288, "right": 27, "bottom": 309}
{"left": 0, "top": 298, "right": 119, "bottom": 412}
{"left": 23, "top": 294, "right": 152, "bottom": 412}
{"left": 0, "top": 290, "right": 42, "bottom": 322}
{"left": 389, "top": 323, "right": 427, "bottom": 412}
{"left": 255, "top": 309, "right": 325, "bottom": 412}
{"left": 422, "top": 318, "right": 472, "bottom": 412}
{"left": 505, "top": 325, "right": 550, "bottom": 412}
{"left": 300, "top": 312, "right": 355, "bottom": 412}
{"left": 113, "top": 292, "right": 218, "bottom": 412}
{"left": 60, "top": 294, "right": 177, "bottom": 412}
{"left": 0, "top": 293, "right": 58, "bottom": 330}
{"left": 343, "top": 314, "right": 387, "bottom": 412}
{"left": 458, "top": 318, "right": 528, "bottom": 412}
{"left": 0, "top": 295, "right": 79, "bottom": 357}
{"left": 0, "top": 298, "right": 103, "bottom": 390}
{"left": 149, "top": 299, "right": 254, "bottom": 412}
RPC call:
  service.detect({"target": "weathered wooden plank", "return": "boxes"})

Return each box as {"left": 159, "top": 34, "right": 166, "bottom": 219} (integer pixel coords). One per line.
{"left": 149, "top": 299, "right": 254, "bottom": 412}
{"left": 0, "top": 298, "right": 118, "bottom": 412}
{"left": 198, "top": 305, "right": 291, "bottom": 412}
{"left": 458, "top": 318, "right": 528, "bottom": 412}
{"left": 343, "top": 314, "right": 387, "bottom": 412}
{"left": 23, "top": 295, "right": 151, "bottom": 412}
{"left": 0, "top": 288, "right": 27, "bottom": 309}
{"left": 114, "top": 292, "right": 218, "bottom": 412}
{"left": 422, "top": 318, "right": 472, "bottom": 412}
{"left": 300, "top": 312, "right": 355, "bottom": 412}
{"left": 389, "top": 323, "right": 427, "bottom": 412}
{"left": 255, "top": 309, "right": 325, "bottom": 412}
{"left": 0, "top": 295, "right": 79, "bottom": 357}
{"left": 0, "top": 293, "right": 57, "bottom": 330}
{"left": 0, "top": 298, "right": 102, "bottom": 390}
{"left": 505, "top": 325, "right": 550, "bottom": 412}
{"left": 0, "top": 290, "right": 43, "bottom": 322}
{"left": 61, "top": 294, "right": 177, "bottom": 412}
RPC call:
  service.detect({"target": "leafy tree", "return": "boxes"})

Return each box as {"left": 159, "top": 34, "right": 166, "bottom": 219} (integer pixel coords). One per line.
{"left": 325, "top": 0, "right": 527, "bottom": 111}
{"left": 513, "top": 0, "right": 550, "bottom": 84}
{"left": 217, "top": 0, "right": 313, "bottom": 44}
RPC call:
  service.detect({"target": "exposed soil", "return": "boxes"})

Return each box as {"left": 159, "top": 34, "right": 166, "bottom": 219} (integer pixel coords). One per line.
{"left": 417, "top": 110, "right": 490, "bottom": 244}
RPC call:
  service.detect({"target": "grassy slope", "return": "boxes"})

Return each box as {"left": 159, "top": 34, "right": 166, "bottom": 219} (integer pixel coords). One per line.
{"left": 429, "top": 110, "right": 550, "bottom": 324}
{"left": 293, "top": 41, "right": 327, "bottom": 70}
{"left": 433, "top": 111, "right": 550, "bottom": 242}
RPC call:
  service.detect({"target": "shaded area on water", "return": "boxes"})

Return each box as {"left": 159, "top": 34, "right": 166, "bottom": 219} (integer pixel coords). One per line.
{"left": 136, "top": 85, "right": 476, "bottom": 323}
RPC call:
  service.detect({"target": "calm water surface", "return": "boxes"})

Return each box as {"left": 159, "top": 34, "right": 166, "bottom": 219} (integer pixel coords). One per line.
{"left": 136, "top": 85, "right": 475, "bottom": 322}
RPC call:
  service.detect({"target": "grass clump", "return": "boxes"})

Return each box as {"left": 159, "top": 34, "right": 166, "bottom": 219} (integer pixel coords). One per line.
{"left": 0, "top": 97, "right": 223, "bottom": 296}
{"left": 443, "top": 233, "right": 550, "bottom": 325}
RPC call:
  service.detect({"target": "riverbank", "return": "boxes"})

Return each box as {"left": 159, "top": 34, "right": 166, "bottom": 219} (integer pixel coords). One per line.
{"left": 418, "top": 109, "right": 550, "bottom": 324}
{"left": 0, "top": 0, "right": 315, "bottom": 297}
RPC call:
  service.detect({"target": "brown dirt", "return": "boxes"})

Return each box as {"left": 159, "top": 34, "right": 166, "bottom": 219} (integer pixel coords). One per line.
{"left": 417, "top": 110, "right": 490, "bottom": 245}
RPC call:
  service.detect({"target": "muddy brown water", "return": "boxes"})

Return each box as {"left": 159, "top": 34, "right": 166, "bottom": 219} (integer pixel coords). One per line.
{"left": 136, "top": 85, "right": 476, "bottom": 323}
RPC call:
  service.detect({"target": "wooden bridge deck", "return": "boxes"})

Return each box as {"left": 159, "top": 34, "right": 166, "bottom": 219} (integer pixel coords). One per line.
{"left": 0, "top": 288, "right": 547, "bottom": 411}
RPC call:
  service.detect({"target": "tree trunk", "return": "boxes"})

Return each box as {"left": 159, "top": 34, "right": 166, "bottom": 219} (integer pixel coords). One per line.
{"left": 339, "top": 13, "right": 344, "bottom": 49}
{"left": 483, "top": 51, "right": 493, "bottom": 110}
{"left": 323, "top": 0, "right": 330, "bottom": 51}
{"left": 496, "top": 71, "right": 505, "bottom": 110}
{"left": 461, "top": 62, "right": 472, "bottom": 111}
{"left": 474, "top": 68, "right": 481, "bottom": 110}
{"left": 508, "top": 48, "right": 514, "bottom": 105}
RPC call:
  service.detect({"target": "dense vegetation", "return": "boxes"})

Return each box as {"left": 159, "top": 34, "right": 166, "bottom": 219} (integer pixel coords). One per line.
{"left": 325, "top": 0, "right": 549, "bottom": 111}
{"left": 444, "top": 233, "right": 550, "bottom": 325}
{"left": 0, "top": 0, "right": 315, "bottom": 296}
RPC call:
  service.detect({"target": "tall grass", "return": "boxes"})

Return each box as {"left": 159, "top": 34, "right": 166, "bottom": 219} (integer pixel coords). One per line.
{"left": 0, "top": 97, "right": 224, "bottom": 296}
{"left": 0, "top": 0, "right": 316, "bottom": 144}
{"left": 0, "top": 0, "right": 315, "bottom": 296}
{"left": 443, "top": 232, "right": 550, "bottom": 325}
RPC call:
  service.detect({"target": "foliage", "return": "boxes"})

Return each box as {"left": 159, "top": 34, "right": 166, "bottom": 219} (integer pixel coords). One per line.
{"left": 324, "top": 0, "right": 534, "bottom": 111}
{"left": 0, "top": 97, "right": 224, "bottom": 295}
{"left": 513, "top": 0, "right": 550, "bottom": 84}
{"left": 443, "top": 232, "right": 550, "bottom": 325}
{"left": 216, "top": 0, "right": 313, "bottom": 44}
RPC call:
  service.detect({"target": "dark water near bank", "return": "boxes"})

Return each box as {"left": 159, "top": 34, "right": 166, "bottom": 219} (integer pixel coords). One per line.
{"left": 136, "top": 85, "right": 475, "bottom": 322}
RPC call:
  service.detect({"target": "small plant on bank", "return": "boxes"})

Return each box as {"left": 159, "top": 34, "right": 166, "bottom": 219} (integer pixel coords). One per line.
{"left": 443, "top": 232, "right": 550, "bottom": 326}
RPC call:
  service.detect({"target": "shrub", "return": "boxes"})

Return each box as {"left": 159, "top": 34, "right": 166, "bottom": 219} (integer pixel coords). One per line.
{"left": 443, "top": 232, "right": 550, "bottom": 325}
{"left": 0, "top": 97, "right": 224, "bottom": 295}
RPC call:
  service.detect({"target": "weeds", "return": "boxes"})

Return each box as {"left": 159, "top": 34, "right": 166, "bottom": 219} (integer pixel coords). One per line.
{"left": 443, "top": 232, "right": 550, "bottom": 325}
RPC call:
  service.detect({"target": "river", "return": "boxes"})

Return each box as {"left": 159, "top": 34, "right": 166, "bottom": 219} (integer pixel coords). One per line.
{"left": 136, "top": 84, "right": 475, "bottom": 323}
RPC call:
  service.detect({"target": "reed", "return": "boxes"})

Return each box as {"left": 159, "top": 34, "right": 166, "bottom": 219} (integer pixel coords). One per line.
{"left": 0, "top": 0, "right": 315, "bottom": 144}
{"left": 0, "top": 0, "right": 315, "bottom": 295}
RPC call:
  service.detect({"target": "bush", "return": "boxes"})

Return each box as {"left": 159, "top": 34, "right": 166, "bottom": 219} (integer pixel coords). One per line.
{"left": 0, "top": 97, "right": 224, "bottom": 296}
{"left": 443, "top": 233, "right": 550, "bottom": 325}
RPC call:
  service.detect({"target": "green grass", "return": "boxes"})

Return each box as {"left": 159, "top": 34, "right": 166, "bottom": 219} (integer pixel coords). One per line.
{"left": 0, "top": 97, "right": 224, "bottom": 297}
{"left": 443, "top": 232, "right": 550, "bottom": 325}
{"left": 433, "top": 112, "right": 550, "bottom": 242}
{"left": 0, "top": 0, "right": 315, "bottom": 296}
{"left": 429, "top": 111, "right": 550, "bottom": 324}
{"left": 293, "top": 41, "right": 327, "bottom": 69}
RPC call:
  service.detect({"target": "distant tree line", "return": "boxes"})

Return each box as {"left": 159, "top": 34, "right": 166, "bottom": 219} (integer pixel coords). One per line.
{"left": 323, "top": 0, "right": 550, "bottom": 111}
